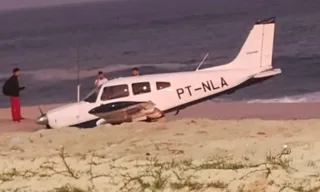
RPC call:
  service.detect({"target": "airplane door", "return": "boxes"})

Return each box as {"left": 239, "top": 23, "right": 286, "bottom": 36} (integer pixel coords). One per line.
{"left": 153, "top": 81, "right": 175, "bottom": 110}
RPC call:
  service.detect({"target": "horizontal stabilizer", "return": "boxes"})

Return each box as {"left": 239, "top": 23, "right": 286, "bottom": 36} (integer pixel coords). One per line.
{"left": 253, "top": 68, "right": 281, "bottom": 78}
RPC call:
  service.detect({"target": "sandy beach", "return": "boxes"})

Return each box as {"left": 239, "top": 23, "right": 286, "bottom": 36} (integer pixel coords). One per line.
{"left": 1, "top": 102, "right": 320, "bottom": 191}
{"left": 2, "top": 101, "right": 320, "bottom": 133}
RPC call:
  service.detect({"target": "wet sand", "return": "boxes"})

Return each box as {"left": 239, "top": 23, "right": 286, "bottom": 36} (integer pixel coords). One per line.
{"left": 1, "top": 101, "right": 320, "bottom": 132}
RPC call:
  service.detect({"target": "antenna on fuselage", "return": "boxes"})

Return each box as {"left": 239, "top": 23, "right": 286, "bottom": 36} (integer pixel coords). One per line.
{"left": 196, "top": 53, "right": 209, "bottom": 71}
{"left": 75, "top": 47, "right": 81, "bottom": 103}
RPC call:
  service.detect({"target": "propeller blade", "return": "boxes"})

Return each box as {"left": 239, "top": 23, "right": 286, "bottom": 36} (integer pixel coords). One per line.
{"left": 38, "top": 106, "right": 44, "bottom": 116}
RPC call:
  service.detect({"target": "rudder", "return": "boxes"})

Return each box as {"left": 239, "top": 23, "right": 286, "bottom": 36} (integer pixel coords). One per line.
{"left": 227, "top": 17, "right": 276, "bottom": 69}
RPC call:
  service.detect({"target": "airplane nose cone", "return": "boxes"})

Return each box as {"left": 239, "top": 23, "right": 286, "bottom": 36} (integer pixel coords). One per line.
{"left": 36, "top": 114, "right": 48, "bottom": 125}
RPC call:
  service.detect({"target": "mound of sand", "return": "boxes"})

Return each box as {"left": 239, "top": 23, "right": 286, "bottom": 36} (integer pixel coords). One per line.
{"left": 1, "top": 118, "right": 320, "bottom": 191}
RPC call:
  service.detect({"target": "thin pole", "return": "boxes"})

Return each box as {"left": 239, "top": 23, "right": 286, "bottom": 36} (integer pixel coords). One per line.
{"left": 196, "top": 53, "right": 209, "bottom": 71}
{"left": 76, "top": 48, "right": 81, "bottom": 102}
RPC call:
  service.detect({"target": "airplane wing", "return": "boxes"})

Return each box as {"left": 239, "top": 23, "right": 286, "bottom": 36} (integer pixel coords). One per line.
{"left": 88, "top": 101, "right": 163, "bottom": 125}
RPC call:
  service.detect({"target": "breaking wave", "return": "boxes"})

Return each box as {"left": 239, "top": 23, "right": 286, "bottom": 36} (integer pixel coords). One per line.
{"left": 0, "top": 63, "right": 189, "bottom": 82}
{"left": 246, "top": 92, "right": 320, "bottom": 103}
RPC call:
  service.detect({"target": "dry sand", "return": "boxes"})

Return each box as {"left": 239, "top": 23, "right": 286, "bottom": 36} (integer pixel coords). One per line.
{"left": 0, "top": 102, "right": 320, "bottom": 191}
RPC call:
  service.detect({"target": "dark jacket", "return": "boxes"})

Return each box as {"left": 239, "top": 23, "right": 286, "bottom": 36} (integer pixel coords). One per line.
{"left": 2, "top": 75, "right": 24, "bottom": 97}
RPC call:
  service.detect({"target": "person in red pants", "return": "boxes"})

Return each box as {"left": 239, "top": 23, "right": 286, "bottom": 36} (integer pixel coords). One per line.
{"left": 2, "top": 68, "right": 26, "bottom": 122}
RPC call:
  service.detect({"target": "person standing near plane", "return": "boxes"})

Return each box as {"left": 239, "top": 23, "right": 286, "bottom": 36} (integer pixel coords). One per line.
{"left": 94, "top": 71, "right": 108, "bottom": 87}
{"left": 2, "top": 68, "right": 25, "bottom": 122}
{"left": 132, "top": 67, "right": 140, "bottom": 76}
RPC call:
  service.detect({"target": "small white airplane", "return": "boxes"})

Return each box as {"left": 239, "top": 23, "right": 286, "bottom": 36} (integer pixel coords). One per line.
{"left": 36, "top": 17, "right": 281, "bottom": 129}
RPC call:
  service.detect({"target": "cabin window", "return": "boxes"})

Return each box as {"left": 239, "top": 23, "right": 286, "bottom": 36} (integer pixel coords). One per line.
{"left": 83, "top": 85, "right": 101, "bottom": 103}
{"left": 156, "top": 82, "right": 171, "bottom": 90}
{"left": 132, "top": 82, "right": 151, "bottom": 95}
{"left": 101, "top": 84, "right": 129, "bottom": 101}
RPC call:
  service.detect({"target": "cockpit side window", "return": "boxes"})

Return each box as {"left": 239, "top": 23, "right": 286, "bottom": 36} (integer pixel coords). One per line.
{"left": 83, "top": 85, "right": 101, "bottom": 103}
{"left": 156, "top": 82, "right": 171, "bottom": 90}
{"left": 132, "top": 82, "right": 151, "bottom": 95}
{"left": 101, "top": 84, "right": 129, "bottom": 101}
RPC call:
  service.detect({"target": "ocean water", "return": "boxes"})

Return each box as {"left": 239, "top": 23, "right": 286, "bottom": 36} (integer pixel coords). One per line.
{"left": 0, "top": 0, "right": 320, "bottom": 107}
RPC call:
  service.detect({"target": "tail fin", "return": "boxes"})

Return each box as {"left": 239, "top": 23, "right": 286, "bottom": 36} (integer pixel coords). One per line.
{"left": 227, "top": 17, "right": 276, "bottom": 69}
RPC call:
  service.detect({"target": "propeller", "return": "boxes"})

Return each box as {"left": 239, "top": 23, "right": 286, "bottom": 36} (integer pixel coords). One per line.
{"left": 36, "top": 106, "right": 48, "bottom": 126}
{"left": 39, "top": 106, "right": 44, "bottom": 116}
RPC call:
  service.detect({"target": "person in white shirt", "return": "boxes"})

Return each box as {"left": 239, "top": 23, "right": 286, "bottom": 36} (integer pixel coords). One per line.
{"left": 94, "top": 71, "right": 108, "bottom": 87}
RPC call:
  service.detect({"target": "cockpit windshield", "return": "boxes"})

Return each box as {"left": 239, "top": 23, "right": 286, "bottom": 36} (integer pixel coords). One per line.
{"left": 83, "top": 85, "right": 101, "bottom": 103}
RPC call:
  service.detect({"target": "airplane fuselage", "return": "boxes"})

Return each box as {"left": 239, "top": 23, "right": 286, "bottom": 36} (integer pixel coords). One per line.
{"left": 41, "top": 67, "right": 265, "bottom": 128}
{"left": 36, "top": 16, "right": 281, "bottom": 129}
